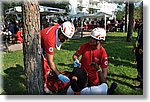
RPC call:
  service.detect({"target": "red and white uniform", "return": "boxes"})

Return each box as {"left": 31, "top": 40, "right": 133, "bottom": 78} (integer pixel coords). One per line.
{"left": 41, "top": 24, "right": 64, "bottom": 92}
{"left": 41, "top": 24, "right": 61, "bottom": 55}
{"left": 40, "top": 22, "right": 74, "bottom": 93}
{"left": 76, "top": 42, "right": 108, "bottom": 86}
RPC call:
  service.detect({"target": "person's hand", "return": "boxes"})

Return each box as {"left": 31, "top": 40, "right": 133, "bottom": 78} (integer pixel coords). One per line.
{"left": 90, "top": 62, "right": 99, "bottom": 70}
{"left": 58, "top": 74, "right": 70, "bottom": 83}
{"left": 73, "top": 59, "right": 81, "bottom": 68}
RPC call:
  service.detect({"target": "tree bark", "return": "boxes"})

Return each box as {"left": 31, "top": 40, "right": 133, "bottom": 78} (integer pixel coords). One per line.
{"left": 22, "top": 0, "right": 44, "bottom": 94}
{"left": 125, "top": 2, "right": 128, "bottom": 32}
{"left": 127, "top": 2, "right": 134, "bottom": 42}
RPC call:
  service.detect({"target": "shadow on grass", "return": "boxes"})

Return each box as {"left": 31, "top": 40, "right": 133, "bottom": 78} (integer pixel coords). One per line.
{"left": 109, "top": 57, "right": 136, "bottom": 68}
{"left": 108, "top": 73, "right": 136, "bottom": 81}
{"left": 107, "top": 73, "right": 143, "bottom": 95}
{"left": 104, "top": 36, "right": 136, "bottom": 61}
{"left": 2, "top": 64, "right": 27, "bottom": 95}
{"left": 107, "top": 77, "right": 136, "bottom": 90}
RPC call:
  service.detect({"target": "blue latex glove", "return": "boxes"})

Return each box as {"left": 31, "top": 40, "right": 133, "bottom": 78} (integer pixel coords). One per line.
{"left": 58, "top": 74, "right": 70, "bottom": 83}
{"left": 73, "top": 59, "right": 81, "bottom": 68}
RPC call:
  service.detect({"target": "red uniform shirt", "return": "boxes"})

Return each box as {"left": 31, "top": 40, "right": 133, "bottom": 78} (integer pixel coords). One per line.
{"left": 76, "top": 42, "right": 108, "bottom": 86}
{"left": 41, "top": 24, "right": 59, "bottom": 55}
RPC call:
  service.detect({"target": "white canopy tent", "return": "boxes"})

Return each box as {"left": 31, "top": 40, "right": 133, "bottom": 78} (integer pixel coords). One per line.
{"left": 69, "top": 12, "right": 89, "bottom": 18}
{"left": 94, "top": 11, "right": 112, "bottom": 17}
{"left": 5, "top": 6, "right": 66, "bottom": 15}
{"left": 70, "top": 11, "right": 112, "bottom": 29}
{"left": 5, "top": 5, "right": 66, "bottom": 25}
{"left": 93, "top": 11, "right": 112, "bottom": 29}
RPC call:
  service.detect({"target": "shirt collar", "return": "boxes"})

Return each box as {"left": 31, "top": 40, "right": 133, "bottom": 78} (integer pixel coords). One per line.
{"left": 56, "top": 27, "right": 62, "bottom": 50}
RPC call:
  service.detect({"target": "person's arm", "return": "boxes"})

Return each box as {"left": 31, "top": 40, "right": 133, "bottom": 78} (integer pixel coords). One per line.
{"left": 90, "top": 62, "right": 106, "bottom": 83}
{"left": 73, "top": 52, "right": 81, "bottom": 68}
{"left": 46, "top": 53, "right": 60, "bottom": 76}
{"left": 46, "top": 53, "right": 70, "bottom": 83}
{"left": 101, "top": 68, "right": 107, "bottom": 83}
{"left": 97, "top": 69, "right": 106, "bottom": 84}
{"left": 99, "top": 55, "right": 108, "bottom": 82}
{"left": 73, "top": 45, "right": 84, "bottom": 68}
{"left": 73, "top": 52, "right": 79, "bottom": 61}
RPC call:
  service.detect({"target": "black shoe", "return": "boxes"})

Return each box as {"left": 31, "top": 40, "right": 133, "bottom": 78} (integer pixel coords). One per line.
{"left": 108, "top": 82, "right": 118, "bottom": 95}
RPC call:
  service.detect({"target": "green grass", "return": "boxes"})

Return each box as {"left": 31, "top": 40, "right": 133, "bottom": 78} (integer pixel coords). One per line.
{"left": 1, "top": 32, "right": 143, "bottom": 95}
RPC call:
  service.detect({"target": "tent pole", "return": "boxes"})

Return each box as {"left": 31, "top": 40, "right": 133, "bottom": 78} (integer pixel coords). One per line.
{"left": 104, "top": 15, "right": 106, "bottom": 30}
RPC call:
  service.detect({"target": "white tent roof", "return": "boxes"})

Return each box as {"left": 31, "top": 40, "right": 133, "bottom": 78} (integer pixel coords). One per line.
{"left": 69, "top": 11, "right": 112, "bottom": 18}
{"left": 69, "top": 12, "right": 89, "bottom": 18}
{"left": 94, "top": 11, "right": 112, "bottom": 17}
{"left": 5, "top": 6, "right": 66, "bottom": 15}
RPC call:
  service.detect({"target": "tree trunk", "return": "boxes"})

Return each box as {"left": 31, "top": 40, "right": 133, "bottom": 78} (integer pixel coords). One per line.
{"left": 22, "top": 0, "right": 44, "bottom": 94}
{"left": 127, "top": 2, "right": 134, "bottom": 42}
{"left": 125, "top": 2, "right": 128, "bottom": 32}
{"left": 140, "top": 1, "right": 143, "bottom": 20}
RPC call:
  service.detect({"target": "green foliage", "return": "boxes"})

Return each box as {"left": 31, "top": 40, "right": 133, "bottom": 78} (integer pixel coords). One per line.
{"left": 134, "top": 6, "right": 143, "bottom": 20}
{"left": 2, "top": 1, "right": 21, "bottom": 13}
{"left": 1, "top": 32, "right": 142, "bottom": 95}
{"left": 116, "top": 2, "right": 143, "bottom": 20}
{"left": 116, "top": 10, "right": 125, "bottom": 20}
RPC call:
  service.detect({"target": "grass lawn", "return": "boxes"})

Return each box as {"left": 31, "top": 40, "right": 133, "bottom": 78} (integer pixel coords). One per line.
{"left": 0, "top": 32, "right": 143, "bottom": 95}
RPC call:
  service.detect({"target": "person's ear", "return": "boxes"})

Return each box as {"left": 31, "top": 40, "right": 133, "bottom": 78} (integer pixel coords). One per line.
{"left": 97, "top": 40, "right": 100, "bottom": 44}
{"left": 72, "top": 76, "right": 78, "bottom": 81}
{"left": 98, "top": 40, "right": 103, "bottom": 44}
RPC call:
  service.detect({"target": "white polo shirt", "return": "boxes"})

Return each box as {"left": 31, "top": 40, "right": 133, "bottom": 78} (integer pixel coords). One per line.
{"left": 67, "top": 83, "right": 108, "bottom": 95}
